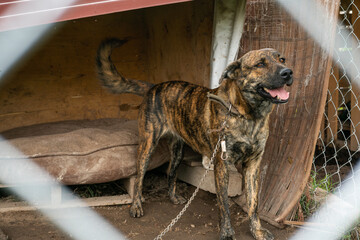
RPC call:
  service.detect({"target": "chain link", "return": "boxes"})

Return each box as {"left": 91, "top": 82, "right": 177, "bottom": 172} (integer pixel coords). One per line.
{"left": 153, "top": 135, "right": 222, "bottom": 240}
{"left": 153, "top": 105, "right": 232, "bottom": 240}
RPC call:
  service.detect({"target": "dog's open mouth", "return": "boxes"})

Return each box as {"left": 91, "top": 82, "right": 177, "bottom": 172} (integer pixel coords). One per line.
{"left": 258, "top": 86, "right": 290, "bottom": 104}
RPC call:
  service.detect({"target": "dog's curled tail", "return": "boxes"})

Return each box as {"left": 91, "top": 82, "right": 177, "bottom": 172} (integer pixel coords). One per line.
{"left": 96, "top": 38, "right": 154, "bottom": 96}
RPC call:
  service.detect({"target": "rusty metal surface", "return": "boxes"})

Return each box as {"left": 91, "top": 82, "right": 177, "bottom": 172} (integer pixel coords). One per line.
{"left": 0, "top": 0, "right": 192, "bottom": 32}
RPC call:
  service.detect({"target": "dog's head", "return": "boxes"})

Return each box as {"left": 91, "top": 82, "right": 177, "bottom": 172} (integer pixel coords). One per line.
{"left": 220, "top": 48, "right": 293, "bottom": 104}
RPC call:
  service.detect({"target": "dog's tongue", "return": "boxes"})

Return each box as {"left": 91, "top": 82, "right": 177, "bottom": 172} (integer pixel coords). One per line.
{"left": 266, "top": 87, "right": 289, "bottom": 100}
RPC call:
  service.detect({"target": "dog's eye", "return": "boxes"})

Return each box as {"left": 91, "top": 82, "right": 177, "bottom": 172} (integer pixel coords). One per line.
{"left": 279, "top": 57, "right": 286, "bottom": 63}
{"left": 255, "top": 62, "right": 265, "bottom": 68}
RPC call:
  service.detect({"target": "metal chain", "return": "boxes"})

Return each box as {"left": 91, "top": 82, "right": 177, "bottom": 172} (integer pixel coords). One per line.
{"left": 153, "top": 105, "right": 232, "bottom": 240}
{"left": 153, "top": 137, "right": 222, "bottom": 240}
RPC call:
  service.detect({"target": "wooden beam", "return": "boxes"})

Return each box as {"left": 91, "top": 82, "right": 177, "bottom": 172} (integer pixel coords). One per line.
{"left": 121, "top": 176, "right": 135, "bottom": 199}
{"left": 350, "top": 4, "right": 360, "bottom": 151}
{"left": 0, "top": 176, "right": 136, "bottom": 213}
{"left": 326, "top": 65, "right": 339, "bottom": 144}
{"left": 0, "top": 195, "right": 132, "bottom": 213}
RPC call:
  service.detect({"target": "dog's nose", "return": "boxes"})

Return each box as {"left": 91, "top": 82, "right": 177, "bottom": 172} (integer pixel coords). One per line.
{"left": 280, "top": 68, "right": 293, "bottom": 85}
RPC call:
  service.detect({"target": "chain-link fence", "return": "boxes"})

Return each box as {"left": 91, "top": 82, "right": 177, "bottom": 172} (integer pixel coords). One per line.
{"left": 298, "top": 0, "right": 360, "bottom": 238}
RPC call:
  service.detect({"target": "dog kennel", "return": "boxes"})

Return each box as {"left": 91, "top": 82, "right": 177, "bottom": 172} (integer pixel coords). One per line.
{"left": 0, "top": 0, "right": 339, "bottom": 227}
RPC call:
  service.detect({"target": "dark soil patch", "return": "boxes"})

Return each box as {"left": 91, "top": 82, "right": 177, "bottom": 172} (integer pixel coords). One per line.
{"left": 0, "top": 171, "right": 296, "bottom": 240}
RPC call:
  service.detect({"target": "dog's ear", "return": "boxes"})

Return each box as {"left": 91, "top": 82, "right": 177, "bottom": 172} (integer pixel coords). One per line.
{"left": 219, "top": 59, "right": 242, "bottom": 84}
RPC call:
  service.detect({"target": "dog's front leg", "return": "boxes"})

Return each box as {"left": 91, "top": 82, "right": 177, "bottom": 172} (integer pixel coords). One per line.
{"left": 243, "top": 155, "right": 274, "bottom": 240}
{"left": 214, "top": 156, "right": 235, "bottom": 240}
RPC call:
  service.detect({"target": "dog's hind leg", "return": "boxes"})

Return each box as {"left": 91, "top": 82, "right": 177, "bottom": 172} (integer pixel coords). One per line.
{"left": 214, "top": 155, "right": 235, "bottom": 240}
{"left": 130, "top": 130, "right": 161, "bottom": 218}
{"left": 167, "top": 137, "right": 186, "bottom": 204}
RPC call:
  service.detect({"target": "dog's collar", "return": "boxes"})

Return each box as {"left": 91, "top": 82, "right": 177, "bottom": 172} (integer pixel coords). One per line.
{"left": 207, "top": 92, "right": 241, "bottom": 117}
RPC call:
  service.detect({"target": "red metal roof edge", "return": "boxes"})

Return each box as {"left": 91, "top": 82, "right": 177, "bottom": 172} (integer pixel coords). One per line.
{"left": 0, "top": 0, "right": 193, "bottom": 32}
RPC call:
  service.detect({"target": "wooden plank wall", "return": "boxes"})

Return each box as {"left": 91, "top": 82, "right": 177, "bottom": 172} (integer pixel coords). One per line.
{"left": 0, "top": 0, "right": 213, "bottom": 132}
{"left": 237, "top": 0, "right": 340, "bottom": 225}
{"left": 145, "top": 0, "right": 213, "bottom": 87}
{"left": 0, "top": 11, "right": 147, "bottom": 132}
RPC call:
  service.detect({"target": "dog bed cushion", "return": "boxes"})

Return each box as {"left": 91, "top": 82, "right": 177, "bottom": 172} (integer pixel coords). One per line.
{"left": 0, "top": 119, "right": 170, "bottom": 185}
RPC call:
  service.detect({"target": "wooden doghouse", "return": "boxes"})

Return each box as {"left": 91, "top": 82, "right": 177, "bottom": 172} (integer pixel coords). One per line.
{"left": 0, "top": 0, "right": 212, "bottom": 130}
{"left": 0, "top": 0, "right": 213, "bottom": 209}
{"left": 0, "top": 0, "right": 340, "bottom": 228}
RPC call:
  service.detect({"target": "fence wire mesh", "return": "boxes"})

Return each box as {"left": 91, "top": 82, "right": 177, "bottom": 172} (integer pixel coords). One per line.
{"left": 302, "top": 0, "right": 360, "bottom": 238}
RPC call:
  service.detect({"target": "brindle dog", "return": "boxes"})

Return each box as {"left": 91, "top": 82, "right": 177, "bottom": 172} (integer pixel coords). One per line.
{"left": 96, "top": 38, "right": 293, "bottom": 240}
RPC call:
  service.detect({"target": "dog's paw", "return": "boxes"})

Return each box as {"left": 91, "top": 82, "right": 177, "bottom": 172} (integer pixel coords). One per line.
{"left": 252, "top": 227, "right": 274, "bottom": 240}
{"left": 219, "top": 226, "right": 235, "bottom": 240}
{"left": 260, "top": 228, "right": 274, "bottom": 240}
{"left": 129, "top": 200, "right": 144, "bottom": 218}
{"left": 169, "top": 194, "right": 187, "bottom": 205}
{"left": 219, "top": 236, "right": 234, "bottom": 240}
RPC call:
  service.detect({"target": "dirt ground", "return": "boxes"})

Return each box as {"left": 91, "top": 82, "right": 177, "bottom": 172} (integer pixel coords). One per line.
{"left": 0, "top": 171, "right": 296, "bottom": 240}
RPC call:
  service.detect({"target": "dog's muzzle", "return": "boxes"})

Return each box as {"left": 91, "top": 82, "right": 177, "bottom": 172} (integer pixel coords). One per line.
{"left": 280, "top": 68, "right": 293, "bottom": 86}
